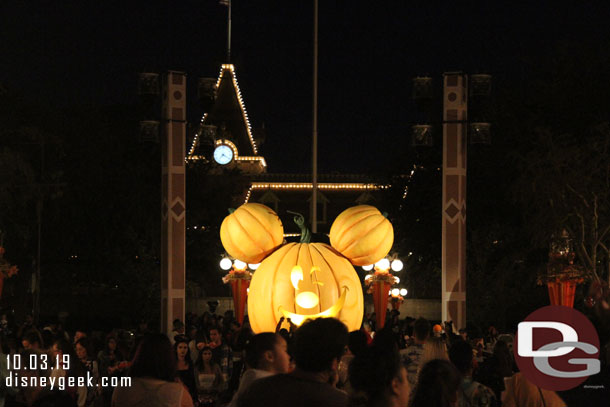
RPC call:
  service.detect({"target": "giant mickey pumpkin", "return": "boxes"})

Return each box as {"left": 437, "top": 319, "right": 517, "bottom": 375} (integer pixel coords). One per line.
{"left": 247, "top": 241, "right": 364, "bottom": 333}
{"left": 220, "top": 203, "right": 284, "bottom": 264}
{"left": 329, "top": 205, "right": 394, "bottom": 266}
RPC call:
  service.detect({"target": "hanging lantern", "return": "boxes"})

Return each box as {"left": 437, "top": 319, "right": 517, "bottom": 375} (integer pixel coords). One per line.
{"left": 139, "top": 120, "right": 159, "bottom": 143}
{"left": 412, "top": 77, "right": 434, "bottom": 100}
{"left": 468, "top": 122, "right": 491, "bottom": 145}
{"left": 412, "top": 125, "right": 434, "bottom": 147}
{"left": 138, "top": 73, "right": 160, "bottom": 95}
{"left": 469, "top": 74, "right": 492, "bottom": 97}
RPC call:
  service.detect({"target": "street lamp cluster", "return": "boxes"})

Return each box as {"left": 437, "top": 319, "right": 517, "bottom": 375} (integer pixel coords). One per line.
{"left": 361, "top": 255, "right": 408, "bottom": 329}
{"left": 392, "top": 288, "right": 408, "bottom": 297}
{"left": 361, "top": 258, "right": 403, "bottom": 273}
{"left": 220, "top": 258, "right": 260, "bottom": 271}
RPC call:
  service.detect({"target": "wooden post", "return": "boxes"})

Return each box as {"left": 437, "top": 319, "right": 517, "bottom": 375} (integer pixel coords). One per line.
{"left": 442, "top": 73, "right": 467, "bottom": 330}
{"left": 161, "top": 71, "right": 186, "bottom": 335}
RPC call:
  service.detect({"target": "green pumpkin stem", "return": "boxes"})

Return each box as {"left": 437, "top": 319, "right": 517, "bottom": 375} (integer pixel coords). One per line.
{"left": 287, "top": 211, "right": 311, "bottom": 243}
{"left": 228, "top": 208, "right": 236, "bottom": 214}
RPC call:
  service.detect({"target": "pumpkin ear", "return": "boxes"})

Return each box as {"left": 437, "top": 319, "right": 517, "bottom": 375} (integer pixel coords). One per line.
{"left": 329, "top": 205, "right": 394, "bottom": 266}
{"left": 220, "top": 203, "right": 284, "bottom": 264}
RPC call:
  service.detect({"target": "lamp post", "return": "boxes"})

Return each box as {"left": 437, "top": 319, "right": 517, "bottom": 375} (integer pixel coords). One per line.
{"left": 364, "top": 256, "right": 402, "bottom": 330}
{"left": 537, "top": 230, "right": 590, "bottom": 308}
{"left": 220, "top": 258, "right": 258, "bottom": 325}
{"left": 390, "top": 287, "right": 408, "bottom": 310}
{"left": 411, "top": 73, "right": 492, "bottom": 330}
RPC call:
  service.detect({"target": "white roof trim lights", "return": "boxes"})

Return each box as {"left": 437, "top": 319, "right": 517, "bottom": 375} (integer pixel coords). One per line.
{"left": 187, "top": 64, "right": 260, "bottom": 159}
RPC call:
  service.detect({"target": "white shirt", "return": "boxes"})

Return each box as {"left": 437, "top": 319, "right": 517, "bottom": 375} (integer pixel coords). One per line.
{"left": 112, "top": 377, "right": 185, "bottom": 407}
{"left": 228, "top": 369, "right": 274, "bottom": 407}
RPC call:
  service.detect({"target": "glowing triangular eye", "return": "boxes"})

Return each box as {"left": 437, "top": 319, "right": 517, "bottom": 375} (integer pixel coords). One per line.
{"left": 291, "top": 266, "right": 303, "bottom": 290}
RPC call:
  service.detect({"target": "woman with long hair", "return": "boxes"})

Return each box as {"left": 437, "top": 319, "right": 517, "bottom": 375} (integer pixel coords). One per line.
{"left": 174, "top": 335, "right": 197, "bottom": 402}
{"left": 75, "top": 337, "right": 101, "bottom": 407}
{"left": 194, "top": 346, "right": 224, "bottom": 406}
{"left": 97, "top": 334, "right": 125, "bottom": 407}
{"left": 112, "top": 333, "right": 193, "bottom": 407}
{"left": 417, "top": 337, "right": 449, "bottom": 377}
{"left": 410, "top": 359, "right": 462, "bottom": 407}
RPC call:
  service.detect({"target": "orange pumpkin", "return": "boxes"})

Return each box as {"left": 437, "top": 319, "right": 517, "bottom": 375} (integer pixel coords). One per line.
{"left": 220, "top": 203, "right": 284, "bottom": 264}
{"left": 329, "top": 205, "right": 394, "bottom": 266}
{"left": 247, "top": 242, "right": 364, "bottom": 333}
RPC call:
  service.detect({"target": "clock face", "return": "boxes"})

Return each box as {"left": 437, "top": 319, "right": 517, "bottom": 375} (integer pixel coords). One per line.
{"left": 213, "top": 145, "right": 234, "bottom": 165}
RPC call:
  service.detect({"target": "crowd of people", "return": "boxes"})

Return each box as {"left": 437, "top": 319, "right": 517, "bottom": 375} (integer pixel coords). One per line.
{"left": 0, "top": 308, "right": 606, "bottom": 407}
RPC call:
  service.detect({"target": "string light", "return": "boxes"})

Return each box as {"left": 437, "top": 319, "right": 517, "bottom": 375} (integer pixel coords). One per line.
{"left": 188, "top": 140, "right": 267, "bottom": 167}
{"left": 187, "top": 113, "right": 209, "bottom": 157}
{"left": 187, "top": 64, "right": 262, "bottom": 161}
{"left": 249, "top": 183, "right": 390, "bottom": 190}
{"left": 243, "top": 183, "right": 390, "bottom": 204}
{"left": 244, "top": 186, "right": 253, "bottom": 204}
{"left": 222, "top": 64, "right": 258, "bottom": 154}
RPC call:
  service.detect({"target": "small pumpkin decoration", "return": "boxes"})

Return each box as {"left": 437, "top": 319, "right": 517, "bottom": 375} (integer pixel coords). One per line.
{"left": 247, "top": 213, "right": 364, "bottom": 333}
{"left": 220, "top": 203, "right": 284, "bottom": 264}
{"left": 329, "top": 205, "right": 394, "bottom": 266}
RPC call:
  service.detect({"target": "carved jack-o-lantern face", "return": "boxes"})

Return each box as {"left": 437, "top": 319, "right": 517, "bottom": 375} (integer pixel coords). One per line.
{"left": 247, "top": 242, "right": 364, "bottom": 333}
{"left": 277, "top": 264, "right": 349, "bottom": 326}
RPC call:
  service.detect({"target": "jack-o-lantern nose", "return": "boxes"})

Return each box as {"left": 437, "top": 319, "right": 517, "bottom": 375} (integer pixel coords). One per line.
{"left": 296, "top": 292, "right": 319, "bottom": 309}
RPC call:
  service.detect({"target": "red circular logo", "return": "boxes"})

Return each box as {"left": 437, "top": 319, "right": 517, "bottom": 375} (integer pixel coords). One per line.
{"left": 514, "top": 305, "right": 600, "bottom": 391}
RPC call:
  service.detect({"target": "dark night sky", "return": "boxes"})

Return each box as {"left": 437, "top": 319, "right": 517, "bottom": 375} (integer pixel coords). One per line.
{"left": 2, "top": 1, "right": 608, "bottom": 173}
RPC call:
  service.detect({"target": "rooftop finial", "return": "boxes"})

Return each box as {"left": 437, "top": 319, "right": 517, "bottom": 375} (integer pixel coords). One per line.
{"left": 220, "top": 0, "right": 232, "bottom": 62}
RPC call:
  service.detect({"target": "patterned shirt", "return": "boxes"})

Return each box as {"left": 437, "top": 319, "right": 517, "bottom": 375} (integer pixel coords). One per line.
{"left": 400, "top": 344, "right": 424, "bottom": 387}
{"left": 458, "top": 377, "right": 498, "bottom": 407}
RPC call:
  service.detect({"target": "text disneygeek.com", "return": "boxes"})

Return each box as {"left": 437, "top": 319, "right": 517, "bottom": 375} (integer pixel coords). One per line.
{"left": 6, "top": 372, "right": 131, "bottom": 391}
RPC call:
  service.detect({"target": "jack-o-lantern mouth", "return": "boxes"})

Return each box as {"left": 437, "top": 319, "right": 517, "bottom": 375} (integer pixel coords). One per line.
{"left": 278, "top": 286, "right": 348, "bottom": 326}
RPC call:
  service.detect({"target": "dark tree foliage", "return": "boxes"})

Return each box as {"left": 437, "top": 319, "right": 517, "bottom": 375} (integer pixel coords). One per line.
{"left": 385, "top": 146, "right": 443, "bottom": 300}
{"left": 41, "top": 104, "right": 162, "bottom": 329}
{"left": 185, "top": 162, "right": 251, "bottom": 297}
{"left": 0, "top": 88, "right": 162, "bottom": 327}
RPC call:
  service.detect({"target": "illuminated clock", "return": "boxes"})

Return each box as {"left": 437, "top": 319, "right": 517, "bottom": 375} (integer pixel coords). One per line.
{"left": 213, "top": 144, "right": 234, "bottom": 165}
